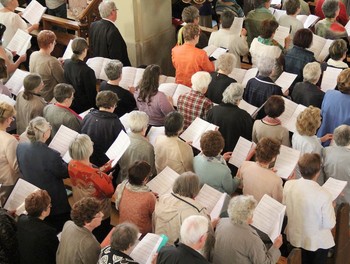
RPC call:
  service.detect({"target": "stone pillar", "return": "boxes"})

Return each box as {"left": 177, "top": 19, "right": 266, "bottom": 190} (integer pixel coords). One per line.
{"left": 114, "top": 0, "right": 176, "bottom": 76}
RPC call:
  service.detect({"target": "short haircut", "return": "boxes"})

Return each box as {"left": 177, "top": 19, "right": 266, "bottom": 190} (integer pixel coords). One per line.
{"left": 333, "top": 125, "right": 350, "bottom": 146}
{"left": 164, "top": 111, "right": 184, "bottom": 137}
{"left": 172, "top": 172, "right": 200, "bottom": 198}
{"left": 296, "top": 106, "right": 321, "bottom": 136}
{"left": 254, "top": 0, "right": 270, "bottom": 8}
{"left": 200, "top": 130, "right": 224, "bottom": 157}
{"left": 337, "top": 68, "right": 350, "bottom": 94}
{"left": 220, "top": 10, "right": 235, "bottom": 28}
{"left": 54, "top": 83, "right": 75, "bottom": 103}
{"left": 99, "top": 0, "right": 116, "bottom": 18}
{"left": 71, "top": 37, "right": 88, "bottom": 61}
{"left": 69, "top": 134, "right": 94, "bottom": 160}
{"left": 180, "top": 215, "right": 208, "bottom": 245}
{"left": 128, "top": 110, "right": 149, "bottom": 133}
{"left": 0, "top": 0, "right": 12, "bottom": 7}
{"left": 128, "top": 161, "right": 152, "bottom": 186}
{"left": 0, "top": 102, "right": 15, "bottom": 124}
{"left": 257, "top": 56, "right": 275, "bottom": 77}
{"left": 96, "top": 90, "right": 119, "bottom": 108}
{"left": 23, "top": 73, "right": 42, "bottom": 101}
{"left": 322, "top": 0, "right": 339, "bottom": 18}
{"left": 26, "top": 117, "right": 51, "bottom": 143}
{"left": 25, "top": 190, "right": 51, "bottom": 217}
{"left": 37, "top": 30, "right": 56, "bottom": 49}
{"left": 0, "top": 57, "right": 7, "bottom": 79}
{"left": 217, "top": 53, "right": 236, "bottom": 75}
{"left": 298, "top": 153, "right": 321, "bottom": 180}
{"left": 71, "top": 197, "right": 102, "bottom": 227}
{"left": 255, "top": 137, "right": 281, "bottom": 163}
{"left": 222, "top": 83, "right": 244, "bottom": 104}
{"left": 293, "top": 29, "right": 313, "bottom": 48}
{"left": 260, "top": 20, "right": 279, "bottom": 39}
{"left": 104, "top": 60, "right": 123, "bottom": 81}
{"left": 303, "top": 62, "right": 322, "bottom": 83}
{"left": 191, "top": 71, "right": 212, "bottom": 93}
{"left": 227, "top": 195, "right": 257, "bottom": 224}
{"left": 183, "top": 23, "right": 200, "bottom": 42}
{"left": 284, "top": 0, "right": 301, "bottom": 15}
{"left": 181, "top": 5, "right": 199, "bottom": 23}
{"left": 329, "top": 39, "right": 348, "bottom": 61}
{"left": 264, "top": 95, "right": 285, "bottom": 118}
{"left": 111, "top": 223, "right": 139, "bottom": 251}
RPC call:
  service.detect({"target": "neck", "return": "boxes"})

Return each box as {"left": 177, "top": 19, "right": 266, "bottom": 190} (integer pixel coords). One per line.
{"left": 185, "top": 40, "right": 197, "bottom": 46}
{"left": 0, "top": 123, "right": 7, "bottom": 131}
{"left": 40, "top": 48, "right": 51, "bottom": 55}
{"left": 99, "top": 107, "right": 113, "bottom": 113}
{"left": 107, "top": 79, "right": 120, "bottom": 85}
{"left": 217, "top": 69, "right": 228, "bottom": 75}
{"left": 79, "top": 159, "right": 91, "bottom": 166}
{"left": 256, "top": 161, "right": 269, "bottom": 168}
{"left": 83, "top": 223, "right": 94, "bottom": 232}
{"left": 56, "top": 102, "right": 70, "bottom": 108}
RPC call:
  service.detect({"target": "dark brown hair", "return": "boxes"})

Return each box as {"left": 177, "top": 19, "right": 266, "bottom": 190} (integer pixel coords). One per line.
{"left": 293, "top": 29, "right": 313, "bottom": 48}
{"left": 25, "top": 190, "right": 51, "bottom": 217}
{"left": 260, "top": 20, "right": 279, "bottom": 39}
{"left": 200, "top": 130, "right": 224, "bottom": 157}
{"left": 255, "top": 137, "right": 281, "bottom": 163}
{"left": 264, "top": 95, "right": 285, "bottom": 118}
{"left": 71, "top": 197, "right": 101, "bottom": 227}
{"left": 128, "top": 161, "right": 152, "bottom": 186}
{"left": 298, "top": 153, "right": 321, "bottom": 180}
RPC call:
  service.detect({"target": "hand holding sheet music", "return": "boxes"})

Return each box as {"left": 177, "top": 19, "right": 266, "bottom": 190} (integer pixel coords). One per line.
{"left": 5, "top": 69, "right": 30, "bottom": 96}
{"left": 21, "top": 0, "right": 46, "bottom": 25}
{"left": 323, "top": 178, "right": 347, "bottom": 201}
{"left": 274, "top": 145, "right": 300, "bottom": 179}
{"left": 105, "top": 131, "right": 131, "bottom": 167}
{"left": 6, "top": 29, "right": 32, "bottom": 56}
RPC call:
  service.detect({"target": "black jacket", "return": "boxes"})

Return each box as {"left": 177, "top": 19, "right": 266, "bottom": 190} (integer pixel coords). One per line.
{"left": 157, "top": 243, "right": 210, "bottom": 264}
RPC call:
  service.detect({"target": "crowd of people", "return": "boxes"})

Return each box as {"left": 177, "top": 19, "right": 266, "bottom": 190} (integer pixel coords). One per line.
{"left": 1, "top": 0, "right": 350, "bottom": 263}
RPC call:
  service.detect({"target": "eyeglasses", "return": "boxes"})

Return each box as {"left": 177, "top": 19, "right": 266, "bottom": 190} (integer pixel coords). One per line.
{"left": 47, "top": 203, "right": 52, "bottom": 209}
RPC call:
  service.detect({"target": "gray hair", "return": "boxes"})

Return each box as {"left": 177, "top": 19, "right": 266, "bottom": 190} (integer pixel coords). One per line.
{"left": 217, "top": 53, "right": 236, "bottom": 75}
{"left": 257, "top": 56, "right": 275, "bottom": 77}
{"left": 172, "top": 172, "right": 200, "bottom": 198}
{"left": 180, "top": 215, "right": 208, "bottom": 245}
{"left": 333, "top": 125, "right": 350, "bottom": 146}
{"left": 191, "top": 72, "right": 212, "bottom": 93}
{"left": 0, "top": 0, "right": 12, "bottom": 7}
{"left": 111, "top": 223, "right": 139, "bottom": 251}
{"left": 303, "top": 62, "right": 321, "bottom": 83}
{"left": 222, "top": 83, "right": 244, "bottom": 105}
{"left": 104, "top": 60, "right": 123, "bottom": 81}
{"left": 99, "top": 1, "right": 116, "bottom": 18}
{"left": 69, "top": 134, "right": 94, "bottom": 160}
{"left": 26, "top": 117, "right": 51, "bottom": 143}
{"left": 322, "top": 0, "right": 339, "bottom": 18}
{"left": 227, "top": 195, "right": 257, "bottom": 225}
{"left": 128, "top": 110, "right": 149, "bottom": 133}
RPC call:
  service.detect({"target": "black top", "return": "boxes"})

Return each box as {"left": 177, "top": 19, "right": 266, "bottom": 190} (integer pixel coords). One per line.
{"left": 205, "top": 72, "right": 236, "bottom": 104}
{"left": 99, "top": 246, "right": 138, "bottom": 264}
{"left": 17, "top": 215, "right": 59, "bottom": 264}
{"left": 0, "top": 209, "right": 19, "bottom": 264}
{"left": 291, "top": 81, "right": 325, "bottom": 109}
{"left": 100, "top": 81, "right": 136, "bottom": 117}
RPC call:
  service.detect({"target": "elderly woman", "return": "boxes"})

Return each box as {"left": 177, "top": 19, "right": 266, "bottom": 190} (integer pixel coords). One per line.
{"left": 206, "top": 53, "right": 237, "bottom": 104}
{"left": 115, "top": 161, "right": 156, "bottom": 235}
{"left": 315, "top": 0, "right": 348, "bottom": 39}
{"left": 56, "top": 197, "right": 103, "bottom": 264}
{"left": 0, "top": 102, "right": 20, "bottom": 204}
{"left": 177, "top": 71, "right": 213, "bottom": 129}
{"left": 17, "top": 190, "right": 59, "bottom": 264}
{"left": 100, "top": 60, "right": 136, "bottom": 117}
{"left": 81, "top": 90, "right": 125, "bottom": 167}
{"left": 16, "top": 117, "right": 70, "bottom": 232}
{"left": 326, "top": 39, "right": 349, "bottom": 69}
{"left": 29, "top": 30, "right": 65, "bottom": 102}
{"left": 64, "top": 37, "right": 97, "bottom": 113}
{"left": 291, "top": 62, "right": 324, "bottom": 108}
{"left": 284, "top": 29, "right": 315, "bottom": 86}
{"left": 252, "top": 95, "right": 290, "bottom": 146}
{"left": 278, "top": 0, "right": 303, "bottom": 38}
{"left": 317, "top": 68, "right": 350, "bottom": 143}
{"left": 244, "top": 56, "right": 283, "bottom": 119}
{"left": 0, "top": 0, "right": 38, "bottom": 47}
{"left": 118, "top": 111, "right": 155, "bottom": 181}
{"left": 293, "top": 106, "right": 333, "bottom": 156}
{"left": 154, "top": 111, "right": 193, "bottom": 174}
{"left": 207, "top": 83, "right": 253, "bottom": 154}
{"left": 237, "top": 137, "right": 283, "bottom": 202}
{"left": 16, "top": 73, "right": 46, "bottom": 134}
{"left": 213, "top": 195, "right": 282, "bottom": 263}
{"left": 99, "top": 223, "right": 139, "bottom": 264}
{"left": 134, "top": 64, "right": 174, "bottom": 126}
{"left": 194, "top": 130, "right": 240, "bottom": 194}
{"left": 0, "top": 207, "right": 18, "bottom": 263}
{"left": 68, "top": 134, "right": 114, "bottom": 242}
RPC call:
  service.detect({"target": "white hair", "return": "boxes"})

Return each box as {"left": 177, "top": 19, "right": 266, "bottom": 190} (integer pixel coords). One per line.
{"left": 334, "top": 125, "right": 350, "bottom": 146}
{"left": 222, "top": 83, "right": 244, "bottom": 104}
{"left": 191, "top": 72, "right": 212, "bottom": 93}
{"left": 99, "top": 1, "right": 116, "bottom": 18}
{"left": 128, "top": 111, "right": 149, "bottom": 133}
{"left": 303, "top": 62, "right": 321, "bottom": 83}
{"left": 227, "top": 195, "right": 257, "bottom": 224}
{"left": 217, "top": 53, "right": 236, "bottom": 74}
{"left": 180, "top": 215, "right": 208, "bottom": 245}
{"left": 257, "top": 56, "right": 275, "bottom": 77}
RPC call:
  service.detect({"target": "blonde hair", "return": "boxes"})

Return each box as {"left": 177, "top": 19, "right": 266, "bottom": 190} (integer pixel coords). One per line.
{"left": 227, "top": 195, "right": 257, "bottom": 224}
{"left": 0, "top": 102, "right": 15, "bottom": 124}
{"left": 296, "top": 106, "right": 321, "bottom": 136}
{"left": 69, "top": 134, "right": 94, "bottom": 160}
{"left": 26, "top": 117, "right": 50, "bottom": 143}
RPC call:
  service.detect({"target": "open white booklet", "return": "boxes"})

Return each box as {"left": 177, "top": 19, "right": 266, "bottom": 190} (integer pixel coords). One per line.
{"left": 195, "top": 184, "right": 231, "bottom": 219}
{"left": 274, "top": 72, "right": 297, "bottom": 93}
{"left": 180, "top": 117, "right": 218, "bottom": 151}
{"left": 296, "top": 14, "right": 320, "bottom": 28}
{"left": 203, "top": 45, "right": 228, "bottom": 60}
{"left": 272, "top": 9, "right": 286, "bottom": 21}
{"left": 62, "top": 39, "right": 74, "bottom": 60}
{"left": 230, "top": 17, "right": 244, "bottom": 35}
{"left": 130, "top": 233, "right": 168, "bottom": 264}
{"left": 21, "top": 0, "right": 46, "bottom": 25}
{"left": 146, "top": 166, "right": 179, "bottom": 196}
{"left": 307, "top": 34, "right": 333, "bottom": 62}
{"left": 229, "top": 136, "right": 256, "bottom": 168}
{"left": 119, "top": 67, "right": 145, "bottom": 89}
{"left": 279, "top": 97, "right": 307, "bottom": 133}
{"left": 3, "top": 178, "right": 39, "bottom": 215}
{"left": 273, "top": 25, "right": 290, "bottom": 48}
{"left": 105, "top": 130, "right": 131, "bottom": 167}
{"left": 323, "top": 177, "right": 347, "bottom": 201}
{"left": 0, "top": 94, "right": 16, "bottom": 106}
{"left": 238, "top": 99, "right": 258, "bottom": 117}
{"left": 86, "top": 57, "right": 112, "bottom": 81}
{"left": 274, "top": 145, "right": 300, "bottom": 179}
{"left": 146, "top": 126, "right": 165, "bottom": 146}
{"left": 6, "top": 69, "right": 30, "bottom": 96}
{"left": 158, "top": 83, "right": 191, "bottom": 107}
{"left": 320, "top": 67, "right": 342, "bottom": 92}
{"left": 229, "top": 67, "right": 258, "bottom": 88}
{"left": 6, "top": 29, "right": 32, "bottom": 56}
{"left": 252, "top": 194, "right": 286, "bottom": 242}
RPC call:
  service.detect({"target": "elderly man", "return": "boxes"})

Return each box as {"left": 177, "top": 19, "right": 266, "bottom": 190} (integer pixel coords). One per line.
{"left": 172, "top": 23, "right": 214, "bottom": 87}
{"left": 89, "top": 1, "right": 131, "bottom": 66}
{"left": 177, "top": 71, "right": 213, "bottom": 129}
{"left": 157, "top": 215, "right": 210, "bottom": 264}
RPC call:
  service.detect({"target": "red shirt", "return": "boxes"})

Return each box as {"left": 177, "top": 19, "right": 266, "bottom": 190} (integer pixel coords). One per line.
{"left": 315, "top": 0, "right": 349, "bottom": 26}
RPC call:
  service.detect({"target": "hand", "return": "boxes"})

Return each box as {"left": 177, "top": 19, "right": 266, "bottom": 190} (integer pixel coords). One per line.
{"left": 270, "top": 167, "right": 277, "bottom": 173}
{"left": 152, "top": 191, "right": 159, "bottom": 199}
{"left": 284, "top": 35, "right": 292, "bottom": 49}
{"left": 241, "top": 28, "right": 247, "bottom": 37}
{"left": 58, "top": 57, "right": 65, "bottom": 66}
{"left": 211, "top": 218, "right": 220, "bottom": 229}
{"left": 100, "top": 160, "right": 113, "bottom": 172}
{"left": 129, "top": 86, "right": 136, "bottom": 94}
{"left": 31, "top": 23, "right": 39, "bottom": 30}
{"left": 19, "top": 54, "right": 27, "bottom": 63}
{"left": 167, "top": 96, "right": 173, "bottom": 106}
{"left": 151, "top": 253, "right": 158, "bottom": 264}
{"left": 283, "top": 89, "right": 289, "bottom": 97}
{"left": 287, "top": 170, "right": 296, "bottom": 180}
{"left": 320, "top": 133, "right": 333, "bottom": 143}
{"left": 223, "top": 152, "right": 232, "bottom": 161}
{"left": 273, "top": 235, "right": 283, "bottom": 248}
{"left": 12, "top": 134, "right": 20, "bottom": 141}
